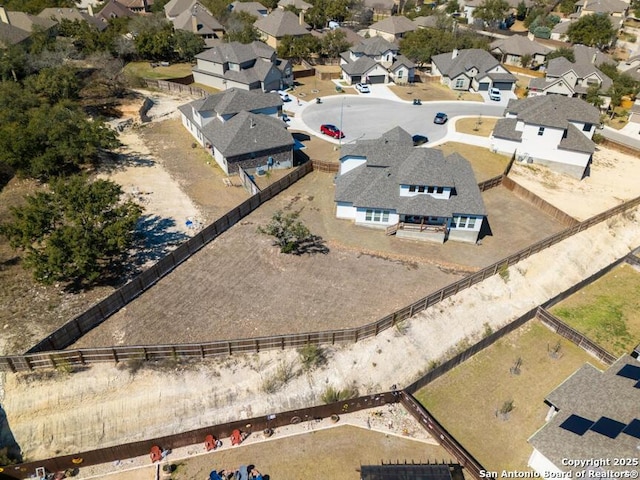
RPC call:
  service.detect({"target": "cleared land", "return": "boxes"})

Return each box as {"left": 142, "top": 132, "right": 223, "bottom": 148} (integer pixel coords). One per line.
{"left": 123, "top": 62, "right": 193, "bottom": 81}
{"left": 550, "top": 262, "right": 640, "bottom": 357}
{"left": 71, "top": 169, "right": 566, "bottom": 348}
{"left": 415, "top": 320, "right": 606, "bottom": 472}
{"left": 435, "top": 142, "right": 510, "bottom": 180}
{"left": 455, "top": 117, "right": 498, "bottom": 137}
{"left": 388, "top": 82, "right": 484, "bottom": 102}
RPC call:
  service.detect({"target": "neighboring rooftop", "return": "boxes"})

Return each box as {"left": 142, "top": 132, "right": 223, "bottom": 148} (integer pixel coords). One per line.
{"left": 432, "top": 48, "right": 515, "bottom": 81}
{"left": 368, "top": 15, "right": 417, "bottom": 35}
{"left": 228, "top": 1, "right": 268, "bottom": 17}
{"left": 197, "top": 40, "right": 274, "bottom": 64}
{"left": 254, "top": 9, "right": 309, "bottom": 37}
{"left": 172, "top": 3, "right": 224, "bottom": 38}
{"left": 190, "top": 87, "right": 282, "bottom": 116}
{"left": 350, "top": 35, "right": 398, "bottom": 56}
{"left": 490, "top": 35, "right": 552, "bottom": 57}
{"left": 164, "top": 0, "right": 197, "bottom": 18}
{"left": 529, "top": 355, "right": 640, "bottom": 473}
{"left": 505, "top": 94, "right": 600, "bottom": 129}
{"left": 277, "top": 0, "right": 312, "bottom": 10}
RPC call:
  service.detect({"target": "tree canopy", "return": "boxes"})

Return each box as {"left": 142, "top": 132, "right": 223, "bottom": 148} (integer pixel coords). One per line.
{"left": 472, "top": 0, "right": 509, "bottom": 27}
{"left": 1, "top": 176, "right": 142, "bottom": 287}
{"left": 546, "top": 46, "right": 575, "bottom": 63}
{"left": 566, "top": 13, "right": 615, "bottom": 49}
{"left": 400, "top": 27, "right": 488, "bottom": 66}
{"left": 599, "top": 62, "right": 640, "bottom": 107}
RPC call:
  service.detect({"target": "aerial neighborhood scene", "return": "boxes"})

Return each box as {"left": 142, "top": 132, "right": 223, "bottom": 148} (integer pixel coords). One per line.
{"left": 2, "top": 0, "right": 640, "bottom": 476}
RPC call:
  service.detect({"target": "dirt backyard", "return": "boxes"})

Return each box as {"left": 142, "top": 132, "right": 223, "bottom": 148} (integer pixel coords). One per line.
{"left": 3, "top": 89, "right": 640, "bottom": 472}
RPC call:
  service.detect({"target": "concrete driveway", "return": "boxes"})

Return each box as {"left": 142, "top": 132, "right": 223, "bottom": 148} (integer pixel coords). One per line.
{"left": 299, "top": 96, "right": 506, "bottom": 145}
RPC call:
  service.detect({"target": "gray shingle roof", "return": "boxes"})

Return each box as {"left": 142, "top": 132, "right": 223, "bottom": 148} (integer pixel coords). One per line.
{"left": 202, "top": 111, "right": 293, "bottom": 157}
{"left": 0, "top": 22, "right": 31, "bottom": 47}
{"left": 578, "top": 0, "right": 628, "bottom": 14}
{"left": 573, "top": 44, "right": 612, "bottom": 67}
{"left": 492, "top": 118, "right": 522, "bottom": 141}
{"left": 432, "top": 49, "right": 503, "bottom": 80}
{"left": 229, "top": 1, "right": 267, "bottom": 17}
{"left": 369, "top": 15, "right": 417, "bottom": 35}
{"left": 390, "top": 54, "right": 415, "bottom": 70}
{"left": 164, "top": 0, "right": 196, "bottom": 17}
{"left": 254, "top": 9, "right": 309, "bottom": 37}
{"left": 528, "top": 356, "right": 640, "bottom": 474}
{"left": 172, "top": 3, "right": 224, "bottom": 34}
{"left": 196, "top": 40, "right": 274, "bottom": 64}
{"left": 5, "top": 10, "right": 56, "bottom": 32}
{"left": 96, "top": 0, "right": 135, "bottom": 21}
{"left": 350, "top": 35, "right": 398, "bottom": 56}
{"left": 412, "top": 15, "right": 438, "bottom": 28}
{"left": 341, "top": 56, "right": 378, "bottom": 75}
{"left": 505, "top": 95, "right": 600, "bottom": 128}
{"left": 192, "top": 88, "right": 282, "bottom": 116}
{"left": 39, "top": 7, "right": 107, "bottom": 30}
{"left": 335, "top": 129, "right": 485, "bottom": 217}
{"left": 559, "top": 123, "right": 596, "bottom": 154}
{"left": 277, "top": 0, "right": 312, "bottom": 10}
{"left": 490, "top": 35, "right": 551, "bottom": 57}
{"left": 543, "top": 54, "right": 613, "bottom": 93}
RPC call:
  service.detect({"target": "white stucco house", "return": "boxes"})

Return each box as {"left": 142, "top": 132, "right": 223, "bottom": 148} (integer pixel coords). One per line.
{"left": 335, "top": 127, "right": 486, "bottom": 244}
{"left": 528, "top": 356, "right": 640, "bottom": 476}
{"left": 178, "top": 88, "right": 294, "bottom": 174}
{"left": 340, "top": 36, "right": 414, "bottom": 85}
{"left": 431, "top": 48, "right": 517, "bottom": 92}
{"left": 490, "top": 95, "right": 600, "bottom": 179}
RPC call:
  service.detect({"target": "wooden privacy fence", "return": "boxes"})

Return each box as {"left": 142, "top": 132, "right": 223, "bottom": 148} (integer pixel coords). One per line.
{"left": 537, "top": 308, "right": 617, "bottom": 365}
{"left": 400, "top": 392, "right": 485, "bottom": 479}
{"left": 23, "top": 163, "right": 313, "bottom": 355}
{"left": 238, "top": 166, "right": 261, "bottom": 195}
{"left": 3, "top": 393, "right": 398, "bottom": 479}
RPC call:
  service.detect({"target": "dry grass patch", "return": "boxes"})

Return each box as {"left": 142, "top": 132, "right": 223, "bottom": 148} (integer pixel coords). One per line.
{"left": 455, "top": 117, "right": 498, "bottom": 137}
{"left": 435, "top": 142, "right": 510, "bottom": 180}
{"left": 170, "top": 425, "right": 453, "bottom": 480}
{"left": 190, "top": 82, "right": 221, "bottom": 94}
{"left": 415, "top": 320, "right": 606, "bottom": 472}
{"left": 550, "top": 262, "right": 640, "bottom": 357}
{"left": 123, "top": 62, "right": 193, "bottom": 81}
{"left": 388, "top": 82, "right": 483, "bottom": 102}
{"left": 292, "top": 76, "right": 355, "bottom": 101}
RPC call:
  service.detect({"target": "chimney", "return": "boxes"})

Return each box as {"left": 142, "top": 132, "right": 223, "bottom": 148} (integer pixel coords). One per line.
{"left": 299, "top": 10, "right": 304, "bottom": 25}
{"left": 191, "top": 6, "right": 198, "bottom": 32}
{"left": 0, "top": 6, "right": 9, "bottom": 24}
{"left": 87, "top": 3, "right": 94, "bottom": 16}
{"left": 452, "top": 48, "right": 459, "bottom": 59}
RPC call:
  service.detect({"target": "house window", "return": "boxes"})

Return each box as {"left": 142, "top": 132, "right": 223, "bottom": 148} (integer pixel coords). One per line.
{"left": 366, "top": 209, "right": 373, "bottom": 221}
{"left": 452, "top": 216, "right": 460, "bottom": 228}
{"left": 409, "top": 185, "right": 417, "bottom": 192}
{"left": 427, "top": 186, "right": 434, "bottom": 193}
{"left": 398, "top": 70, "right": 403, "bottom": 78}
{"left": 455, "top": 78, "right": 465, "bottom": 89}
{"left": 583, "top": 123, "right": 592, "bottom": 132}
{"left": 418, "top": 186, "right": 425, "bottom": 193}
{"left": 365, "top": 209, "right": 390, "bottom": 222}
{"left": 537, "top": 127, "right": 545, "bottom": 136}
{"left": 382, "top": 211, "right": 389, "bottom": 222}
{"left": 468, "top": 217, "right": 476, "bottom": 229}
{"left": 459, "top": 216, "right": 468, "bottom": 228}
{"left": 436, "top": 187, "right": 444, "bottom": 194}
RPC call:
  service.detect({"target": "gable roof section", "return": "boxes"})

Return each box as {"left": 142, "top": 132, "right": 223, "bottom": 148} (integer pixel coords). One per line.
{"left": 0, "top": 22, "right": 31, "bottom": 47}
{"left": 254, "top": 9, "right": 309, "bottom": 37}
{"left": 390, "top": 54, "right": 415, "bottom": 70}
{"left": 505, "top": 95, "right": 600, "bottom": 128}
{"left": 578, "top": 0, "right": 628, "bottom": 14}
{"left": 412, "top": 15, "right": 438, "bottom": 28}
{"left": 350, "top": 35, "right": 398, "bottom": 56}
{"left": 164, "top": 0, "right": 196, "bottom": 17}
{"left": 545, "top": 54, "right": 613, "bottom": 92}
{"left": 573, "top": 43, "right": 612, "bottom": 67}
{"left": 277, "top": 0, "right": 312, "bottom": 10}
{"left": 341, "top": 56, "right": 378, "bottom": 75}
{"left": 4, "top": 10, "right": 56, "bottom": 32}
{"left": 559, "top": 123, "right": 596, "bottom": 154}
{"left": 39, "top": 7, "right": 107, "bottom": 30}
{"left": 173, "top": 3, "right": 224, "bottom": 34}
{"left": 335, "top": 128, "right": 486, "bottom": 217}
{"left": 369, "top": 15, "right": 417, "bottom": 35}
{"left": 490, "top": 35, "right": 551, "bottom": 57}
{"left": 202, "top": 111, "right": 293, "bottom": 157}
{"left": 432, "top": 48, "right": 502, "bottom": 79}
{"left": 194, "top": 88, "right": 282, "bottom": 116}
{"left": 229, "top": 1, "right": 267, "bottom": 17}
{"left": 528, "top": 356, "right": 640, "bottom": 474}
{"left": 96, "top": 0, "right": 135, "bottom": 21}
{"left": 197, "top": 40, "right": 274, "bottom": 64}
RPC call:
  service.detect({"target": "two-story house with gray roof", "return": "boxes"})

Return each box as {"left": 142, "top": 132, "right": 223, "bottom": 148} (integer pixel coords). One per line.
{"left": 431, "top": 48, "right": 516, "bottom": 92}
{"left": 192, "top": 40, "right": 292, "bottom": 92}
{"left": 340, "top": 36, "right": 414, "bottom": 85}
{"left": 489, "top": 35, "right": 551, "bottom": 68}
{"left": 529, "top": 45, "right": 613, "bottom": 108}
{"left": 178, "top": 88, "right": 294, "bottom": 174}
{"left": 335, "top": 127, "right": 486, "bottom": 244}
{"left": 254, "top": 9, "right": 310, "bottom": 49}
{"left": 490, "top": 95, "right": 600, "bottom": 179}
{"left": 171, "top": 3, "right": 224, "bottom": 47}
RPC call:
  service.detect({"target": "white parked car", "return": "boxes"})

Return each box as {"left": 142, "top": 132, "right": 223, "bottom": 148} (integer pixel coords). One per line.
{"left": 272, "top": 90, "right": 291, "bottom": 102}
{"left": 355, "top": 83, "right": 370, "bottom": 93}
{"left": 489, "top": 88, "right": 501, "bottom": 101}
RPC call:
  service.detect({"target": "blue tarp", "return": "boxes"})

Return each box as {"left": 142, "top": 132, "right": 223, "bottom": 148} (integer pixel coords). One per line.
{"left": 209, "top": 471, "right": 223, "bottom": 480}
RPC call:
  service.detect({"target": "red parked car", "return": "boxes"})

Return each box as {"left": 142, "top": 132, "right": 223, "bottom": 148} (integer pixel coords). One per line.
{"left": 320, "top": 124, "right": 345, "bottom": 139}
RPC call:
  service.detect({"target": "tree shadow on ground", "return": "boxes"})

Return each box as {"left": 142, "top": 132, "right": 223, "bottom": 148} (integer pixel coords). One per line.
{"left": 0, "top": 405, "right": 22, "bottom": 465}
{"left": 130, "top": 215, "right": 190, "bottom": 268}
{"left": 0, "top": 162, "right": 14, "bottom": 192}
{"left": 96, "top": 147, "right": 156, "bottom": 175}
{"left": 293, "top": 235, "right": 330, "bottom": 255}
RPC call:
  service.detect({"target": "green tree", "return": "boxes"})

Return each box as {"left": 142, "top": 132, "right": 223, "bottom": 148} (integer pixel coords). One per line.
{"left": 174, "top": 30, "right": 205, "bottom": 61}
{"left": 225, "top": 12, "right": 260, "bottom": 44}
{"left": 0, "top": 45, "right": 27, "bottom": 82}
{"left": 258, "top": 210, "right": 313, "bottom": 254}
{"left": 1, "top": 176, "right": 142, "bottom": 287}
{"left": 516, "top": 0, "right": 527, "bottom": 19}
{"left": 131, "top": 16, "right": 176, "bottom": 60}
{"left": 520, "top": 53, "right": 532, "bottom": 68}
{"left": 320, "top": 29, "right": 351, "bottom": 58}
{"left": 446, "top": 0, "right": 460, "bottom": 14}
{"left": 559, "top": 0, "right": 575, "bottom": 14}
{"left": 566, "top": 13, "right": 615, "bottom": 48}
{"left": 277, "top": 34, "right": 321, "bottom": 61}
{"left": 546, "top": 46, "right": 574, "bottom": 63}
{"left": 2, "top": 0, "right": 73, "bottom": 14}
{"left": 633, "top": 0, "right": 640, "bottom": 18}
{"left": 585, "top": 84, "right": 604, "bottom": 108}
{"left": 399, "top": 28, "right": 455, "bottom": 66}
{"left": 472, "top": 0, "right": 509, "bottom": 28}
{"left": 24, "top": 66, "right": 81, "bottom": 103}
{"left": 599, "top": 62, "right": 640, "bottom": 107}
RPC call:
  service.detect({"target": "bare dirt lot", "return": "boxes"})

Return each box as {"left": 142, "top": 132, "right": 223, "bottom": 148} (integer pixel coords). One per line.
{"left": 388, "top": 82, "right": 484, "bottom": 103}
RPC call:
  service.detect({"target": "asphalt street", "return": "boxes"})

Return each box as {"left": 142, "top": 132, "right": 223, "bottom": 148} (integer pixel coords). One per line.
{"left": 300, "top": 96, "right": 507, "bottom": 145}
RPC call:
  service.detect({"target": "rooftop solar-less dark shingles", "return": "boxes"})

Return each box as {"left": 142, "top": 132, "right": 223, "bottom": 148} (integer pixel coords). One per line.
{"left": 616, "top": 364, "right": 640, "bottom": 381}
{"left": 590, "top": 417, "right": 626, "bottom": 439}
{"left": 559, "top": 414, "right": 594, "bottom": 436}
{"left": 623, "top": 419, "right": 640, "bottom": 439}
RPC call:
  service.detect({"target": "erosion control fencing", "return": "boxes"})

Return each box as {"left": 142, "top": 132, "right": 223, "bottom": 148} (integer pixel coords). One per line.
{"left": 23, "top": 163, "right": 313, "bottom": 355}
{"left": 400, "top": 392, "right": 486, "bottom": 479}
{"left": 4, "top": 393, "right": 398, "bottom": 479}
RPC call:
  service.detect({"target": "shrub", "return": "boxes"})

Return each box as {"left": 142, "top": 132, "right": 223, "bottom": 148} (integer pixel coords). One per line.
{"left": 320, "top": 385, "right": 359, "bottom": 404}
{"left": 298, "top": 344, "right": 326, "bottom": 371}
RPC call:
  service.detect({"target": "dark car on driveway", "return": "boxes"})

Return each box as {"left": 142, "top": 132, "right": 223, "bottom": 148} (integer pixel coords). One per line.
{"left": 434, "top": 112, "right": 448, "bottom": 124}
{"left": 412, "top": 134, "right": 429, "bottom": 146}
{"left": 320, "top": 124, "right": 345, "bottom": 139}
